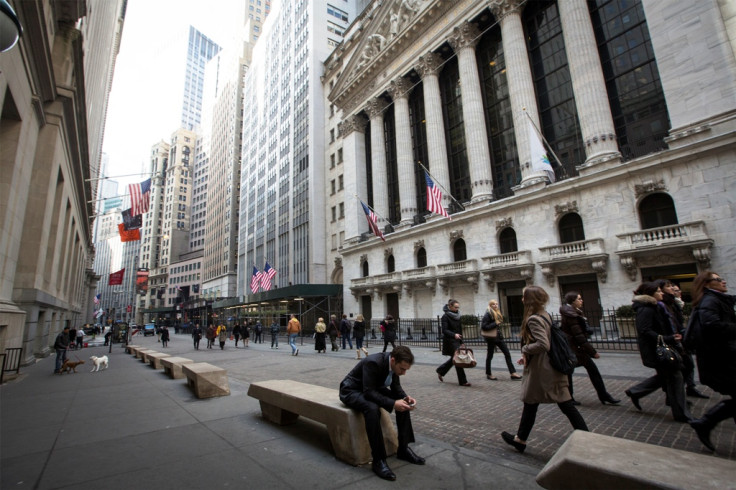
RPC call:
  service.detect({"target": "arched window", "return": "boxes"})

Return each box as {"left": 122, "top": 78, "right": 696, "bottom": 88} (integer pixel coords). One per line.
{"left": 453, "top": 239, "right": 467, "bottom": 262}
{"left": 416, "top": 247, "right": 427, "bottom": 268}
{"left": 639, "top": 193, "right": 678, "bottom": 229}
{"left": 499, "top": 227, "right": 518, "bottom": 254}
{"left": 387, "top": 255, "right": 395, "bottom": 273}
{"left": 362, "top": 260, "right": 369, "bottom": 278}
{"left": 559, "top": 213, "right": 585, "bottom": 244}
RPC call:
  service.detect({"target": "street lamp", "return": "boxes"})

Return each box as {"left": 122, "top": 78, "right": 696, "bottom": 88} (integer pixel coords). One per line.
{"left": 0, "top": 0, "right": 22, "bottom": 52}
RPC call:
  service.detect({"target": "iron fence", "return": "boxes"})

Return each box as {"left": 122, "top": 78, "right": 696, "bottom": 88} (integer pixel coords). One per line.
{"left": 357, "top": 309, "right": 640, "bottom": 352}
{"left": 1, "top": 347, "right": 23, "bottom": 383}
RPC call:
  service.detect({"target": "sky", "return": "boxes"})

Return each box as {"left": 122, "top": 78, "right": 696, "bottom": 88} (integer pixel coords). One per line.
{"left": 101, "top": 0, "right": 247, "bottom": 188}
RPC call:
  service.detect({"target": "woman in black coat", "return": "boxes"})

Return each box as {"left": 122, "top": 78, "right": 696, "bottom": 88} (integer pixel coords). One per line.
{"left": 380, "top": 315, "right": 397, "bottom": 353}
{"left": 624, "top": 282, "right": 691, "bottom": 422}
{"left": 481, "top": 300, "right": 520, "bottom": 381}
{"left": 688, "top": 271, "right": 736, "bottom": 451}
{"left": 560, "top": 292, "right": 619, "bottom": 405}
{"left": 436, "top": 299, "right": 470, "bottom": 386}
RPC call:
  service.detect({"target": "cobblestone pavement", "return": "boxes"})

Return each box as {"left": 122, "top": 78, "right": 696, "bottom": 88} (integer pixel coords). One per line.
{"left": 119, "top": 333, "right": 736, "bottom": 470}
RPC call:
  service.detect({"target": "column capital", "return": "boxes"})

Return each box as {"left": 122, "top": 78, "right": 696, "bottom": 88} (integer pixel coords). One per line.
{"left": 387, "top": 76, "right": 412, "bottom": 101}
{"left": 415, "top": 52, "right": 444, "bottom": 79}
{"left": 488, "top": 0, "right": 526, "bottom": 20}
{"left": 449, "top": 22, "right": 481, "bottom": 52}
{"left": 365, "top": 97, "right": 390, "bottom": 119}
{"left": 339, "top": 114, "right": 368, "bottom": 137}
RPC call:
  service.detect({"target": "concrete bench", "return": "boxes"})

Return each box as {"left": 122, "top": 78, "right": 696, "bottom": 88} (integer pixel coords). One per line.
{"left": 182, "top": 362, "right": 230, "bottom": 398}
{"left": 537, "top": 430, "right": 736, "bottom": 489}
{"left": 125, "top": 345, "right": 140, "bottom": 355}
{"left": 147, "top": 352, "right": 171, "bottom": 369}
{"left": 247, "top": 379, "right": 398, "bottom": 466}
{"left": 161, "top": 357, "right": 194, "bottom": 379}
{"left": 138, "top": 350, "right": 159, "bottom": 364}
{"left": 134, "top": 348, "right": 154, "bottom": 360}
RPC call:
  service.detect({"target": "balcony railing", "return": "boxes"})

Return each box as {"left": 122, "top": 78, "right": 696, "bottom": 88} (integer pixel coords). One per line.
{"left": 616, "top": 221, "right": 710, "bottom": 251}
{"left": 539, "top": 238, "right": 605, "bottom": 260}
{"left": 373, "top": 272, "right": 402, "bottom": 286}
{"left": 403, "top": 266, "right": 436, "bottom": 280}
{"left": 481, "top": 250, "right": 533, "bottom": 269}
{"left": 437, "top": 259, "right": 478, "bottom": 276}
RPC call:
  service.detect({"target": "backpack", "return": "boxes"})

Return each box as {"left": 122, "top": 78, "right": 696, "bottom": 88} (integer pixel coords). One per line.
{"left": 537, "top": 314, "right": 577, "bottom": 375}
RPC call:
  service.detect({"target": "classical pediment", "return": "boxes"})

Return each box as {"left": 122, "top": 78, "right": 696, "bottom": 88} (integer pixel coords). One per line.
{"left": 329, "top": 0, "right": 453, "bottom": 115}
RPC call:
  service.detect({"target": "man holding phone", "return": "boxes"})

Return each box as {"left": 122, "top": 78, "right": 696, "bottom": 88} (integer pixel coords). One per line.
{"left": 339, "top": 345, "right": 425, "bottom": 481}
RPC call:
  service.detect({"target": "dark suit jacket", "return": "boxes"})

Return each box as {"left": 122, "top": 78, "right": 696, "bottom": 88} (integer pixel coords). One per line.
{"left": 340, "top": 352, "right": 406, "bottom": 413}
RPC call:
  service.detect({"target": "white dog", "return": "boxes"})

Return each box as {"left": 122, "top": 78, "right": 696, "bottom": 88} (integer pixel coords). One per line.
{"left": 90, "top": 355, "right": 109, "bottom": 372}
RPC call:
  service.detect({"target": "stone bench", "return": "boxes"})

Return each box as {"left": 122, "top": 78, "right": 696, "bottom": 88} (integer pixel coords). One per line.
{"left": 147, "top": 352, "right": 171, "bottom": 369}
{"left": 134, "top": 348, "right": 154, "bottom": 360}
{"left": 536, "top": 430, "right": 736, "bottom": 489}
{"left": 125, "top": 345, "right": 140, "bottom": 355}
{"left": 161, "top": 357, "right": 194, "bottom": 379}
{"left": 247, "top": 379, "right": 398, "bottom": 466}
{"left": 182, "top": 362, "right": 230, "bottom": 398}
{"left": 138, "top": 350, "right": 159, "bottom": 364}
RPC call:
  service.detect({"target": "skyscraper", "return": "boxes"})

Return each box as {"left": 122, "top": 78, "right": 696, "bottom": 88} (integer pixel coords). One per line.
{"left": 181, "top": 26, "right": 221, "bottom": 130}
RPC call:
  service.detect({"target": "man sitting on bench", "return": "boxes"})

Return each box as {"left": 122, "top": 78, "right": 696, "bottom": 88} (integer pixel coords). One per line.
{"left": 339, "top": 345, "right": 425, "bottom": 481}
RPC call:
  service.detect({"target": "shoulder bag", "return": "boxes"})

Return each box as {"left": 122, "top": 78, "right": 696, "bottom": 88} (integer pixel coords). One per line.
{"left": 655, "top": 335, "right": 682, "bottom": 371}
{"left": 452, "top": 343, "right": 477, "bottom": 368}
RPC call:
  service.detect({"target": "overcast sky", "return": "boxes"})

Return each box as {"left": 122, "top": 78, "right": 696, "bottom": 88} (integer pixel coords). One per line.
{"left": 102, "top": 0, "right": 246, "bottom": 188}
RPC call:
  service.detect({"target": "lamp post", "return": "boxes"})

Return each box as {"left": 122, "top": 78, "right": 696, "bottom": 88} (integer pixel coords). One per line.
{"left": 0, "top": 0, "right": 22, "bottom": 52}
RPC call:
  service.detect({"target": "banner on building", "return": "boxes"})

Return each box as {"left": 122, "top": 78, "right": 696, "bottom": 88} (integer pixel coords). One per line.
{"left": 108, "top": 269, "right": 125, "bottom": 286}
{"left": 118, "top": 223, "right": 141, "bottom": 242}
{"left": 136, "top": 268, "right": 149, "bottom": 292}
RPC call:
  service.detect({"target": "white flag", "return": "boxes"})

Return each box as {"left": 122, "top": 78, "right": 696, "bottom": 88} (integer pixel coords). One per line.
{"left": 528, "top": 119, "right": 555, "bottom": 183}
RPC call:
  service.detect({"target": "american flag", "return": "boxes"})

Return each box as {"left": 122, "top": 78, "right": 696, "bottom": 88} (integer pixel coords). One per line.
{"left": 250, "top": 266, "right": 262, "bottom": 294}
{"left": 128, "top": 178, "right": 151, "bottom": 217}
{"left": 261, "top": 262, "right": 277, "bottom": 291}
{"left": 360, "top": 200, "right": 385, "bottom": 242}
{"left": 424, "top": 171, "right": 450, "bottom": 219}
{"left": 94, "top": 294, "right": 101, "bottom": 305}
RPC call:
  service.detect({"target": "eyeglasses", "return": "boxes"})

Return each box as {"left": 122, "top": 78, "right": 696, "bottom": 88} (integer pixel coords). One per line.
{"left": 709, "top": 277, "right": 726, "bottom": 283}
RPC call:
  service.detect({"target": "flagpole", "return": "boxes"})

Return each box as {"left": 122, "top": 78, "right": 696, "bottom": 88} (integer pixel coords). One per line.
{"left": 352, "top": 194, "right": 390, "bottom": 224}
{"left": 522, "top": 109, "right": 565, "bottom": 172}
{"left": 418, "top": 162, "right": 465, "bottom": 211}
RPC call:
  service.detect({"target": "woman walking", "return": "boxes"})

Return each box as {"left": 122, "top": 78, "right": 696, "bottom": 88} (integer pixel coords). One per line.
{"left": 328, "top": 315, "right": 340, "bottom": 352}
{"left": 559, "top": 292, "right": 619, "bottom": 405}
{"left": 233, "top": 323, "right": 242, "bottom": 347}
{"left": 381, "top": 315, "right": 397, "bottom": 353}
{"left": 314, "top": 317, "right": 327, "bottom": 353}
{"left": 354, "top": 314, "right": 368, "bottom": 358}
{"left": 161, "top": 325, "right": 170, "bottom": 348}
{"left": 501, "top": 286, "right": 588, "bottom": 453}
{"left": 481, "top": 300, "right": 521, "bottom": 381}
{"left": 217, "top": 323, "right": 228, "bottom": 350}
{"left": 288, "top": 314, "right": 301, "bottom": 356}
{"left": 192, "top": 323, "right": 202, "bottom": 350}
{"left": 436, "top": 299, "right": 470, "bottom": 387}
{"left": 624, "top": 282, "right": 692, "bottom": 422}
{"left": 688, "top": 271, "right": 736, "bottom": 451}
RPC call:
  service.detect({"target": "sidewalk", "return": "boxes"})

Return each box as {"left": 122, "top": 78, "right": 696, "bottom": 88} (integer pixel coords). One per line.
{"left": 2, "top": 334, "right": 733, "bottom": 489}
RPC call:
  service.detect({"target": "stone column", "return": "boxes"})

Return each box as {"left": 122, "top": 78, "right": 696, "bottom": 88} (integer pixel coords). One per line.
{"left": 388, "top": 76, "right": 417, "bottom": 226}
{"left": 490, "top": 0, "right": 545, "bottom": 185}
{"left": 448, "top": 22, "right": 494, "bottom": 202}
{"left": 339, "top": 114, "right": 368, "bottom": 244}
{"left": 558, "top": 0, "right": 620, "bottom": 168}
{"left": 365, "top": 97, "right": 390, "bottom": 226}
{"left": 415, "top": 52, "right": 452, "bottom": 209}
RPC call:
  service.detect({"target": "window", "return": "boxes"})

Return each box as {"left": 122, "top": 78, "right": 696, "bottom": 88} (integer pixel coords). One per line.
{"left": 330, "top": 129, "right": 335, "bottom": 143}
{"left": 453, "top": 239, "right": 467, "bottom": 262}
{"left": 639, "top": 193, "right": 677, "bottom": 229}
{"left": 362, "top": 260, "right": 369, "bottom": 277}
{"left": 339, "top": 202, "right": 344, "bottom": 218}
{"left": 337, "top": 148, "right": 343, "bottom": 163}
{"left": 498, "top": 227, "right": 518, "bottom": 254}
{"left": 331, "top": 206, "right": 336, "bottom": 222}
{"left": 387, "top": 255, "right": 395, "bottom": 273}
{"left": 331, "top": 180, "right": 336, "bottom": 195}
{"left": 416, "top": 247, "right": 427, "bottom": 268}
{"left": 559, "top": 213, "right": 585, "bottom": 243}
{"left": 338, "top": 175, "right": 343, "bottom": 190}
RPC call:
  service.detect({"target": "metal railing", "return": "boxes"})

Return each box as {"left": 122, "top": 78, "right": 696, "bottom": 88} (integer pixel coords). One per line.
{"left": 1, "top": 347, "right": 23, "bottom": 383}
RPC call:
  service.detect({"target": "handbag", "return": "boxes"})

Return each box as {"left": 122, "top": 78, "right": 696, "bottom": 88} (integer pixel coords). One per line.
{"left": 452, "top": 343, "right": 477, "bottom": 368}
{"left": 480, "top": 326, "right": 498, "bottom": 338}
{"left": 655, "top": 335, "right": 682, "bottom": 371}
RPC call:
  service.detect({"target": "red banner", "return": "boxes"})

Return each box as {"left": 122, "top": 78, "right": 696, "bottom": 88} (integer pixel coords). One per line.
{"left": 108, "top": 269, "right": 125, "bottom": 286}
{"left": 118, "top": 223, "right": 140, "bottom": 242}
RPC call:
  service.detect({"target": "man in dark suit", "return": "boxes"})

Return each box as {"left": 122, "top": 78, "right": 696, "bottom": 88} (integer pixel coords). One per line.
{"left": 339, "top": 345, "right": 425, "bottom": 481}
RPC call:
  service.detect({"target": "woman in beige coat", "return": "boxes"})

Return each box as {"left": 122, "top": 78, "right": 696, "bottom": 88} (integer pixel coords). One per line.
{"left": 501, "top": 285, "right": 588, "bottom": 453}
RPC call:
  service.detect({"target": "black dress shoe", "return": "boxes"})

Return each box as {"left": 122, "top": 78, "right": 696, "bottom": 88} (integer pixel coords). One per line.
{"left": 689, "top": 418, "right": 715, "bottom": 452}
{"left": 687, "top": 387, "right": 710, "bottom": 399}
{"left": 372, "top": 459, "right": 396, "bottom": 481}
{"left": 571, "top": 398, "right": 582, "bottom": 406}
{"left": 501, "top": 431, "right": 526, "bottom": 453}
{"left": 625, "top": 390, "right": 642, "bottom": 411}
{"left": 601, "top": 394, "right": 621, "bottom": 405}
{"left": 397, "top": 446, "right": 425, "bottom": 465}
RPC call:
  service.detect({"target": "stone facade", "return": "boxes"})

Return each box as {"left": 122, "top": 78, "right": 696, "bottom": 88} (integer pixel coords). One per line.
{"left": 323, "top": 0, "right": 736, "bottom": 320}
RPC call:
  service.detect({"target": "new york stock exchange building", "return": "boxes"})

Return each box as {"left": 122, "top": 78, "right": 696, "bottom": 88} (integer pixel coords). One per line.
{"left": 323, "top": 0, "right": 736, "bottom": 325}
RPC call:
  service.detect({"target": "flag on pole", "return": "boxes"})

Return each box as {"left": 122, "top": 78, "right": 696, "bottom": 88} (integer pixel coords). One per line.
{"left": 528, "top": 119, "right": 556, "bottom": 183}
{"left": 122, "top": 208, "right": 142, "bottom": 230}
{"left": 261, "top": 262, "right": 277, "bottom": 291}
{"left": 424, "top": 170, "right": 451, "bottom": 219}
{"left": 118, "top": 223, "right": 141, "bottom": 242}
{"left": 250, "top": 266, "right": 262, "bottom": 294}
{"left": 108, "top": 269, "right": 125, "bottom": 286}
{"left": 129, "top": 178, "right": 152, "bottom": 216}
{"left": 360, "top": 200, "right": 385, "bottom": 242}
{"left": 94, "top": 293, "right": 101, "bottom": 305}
